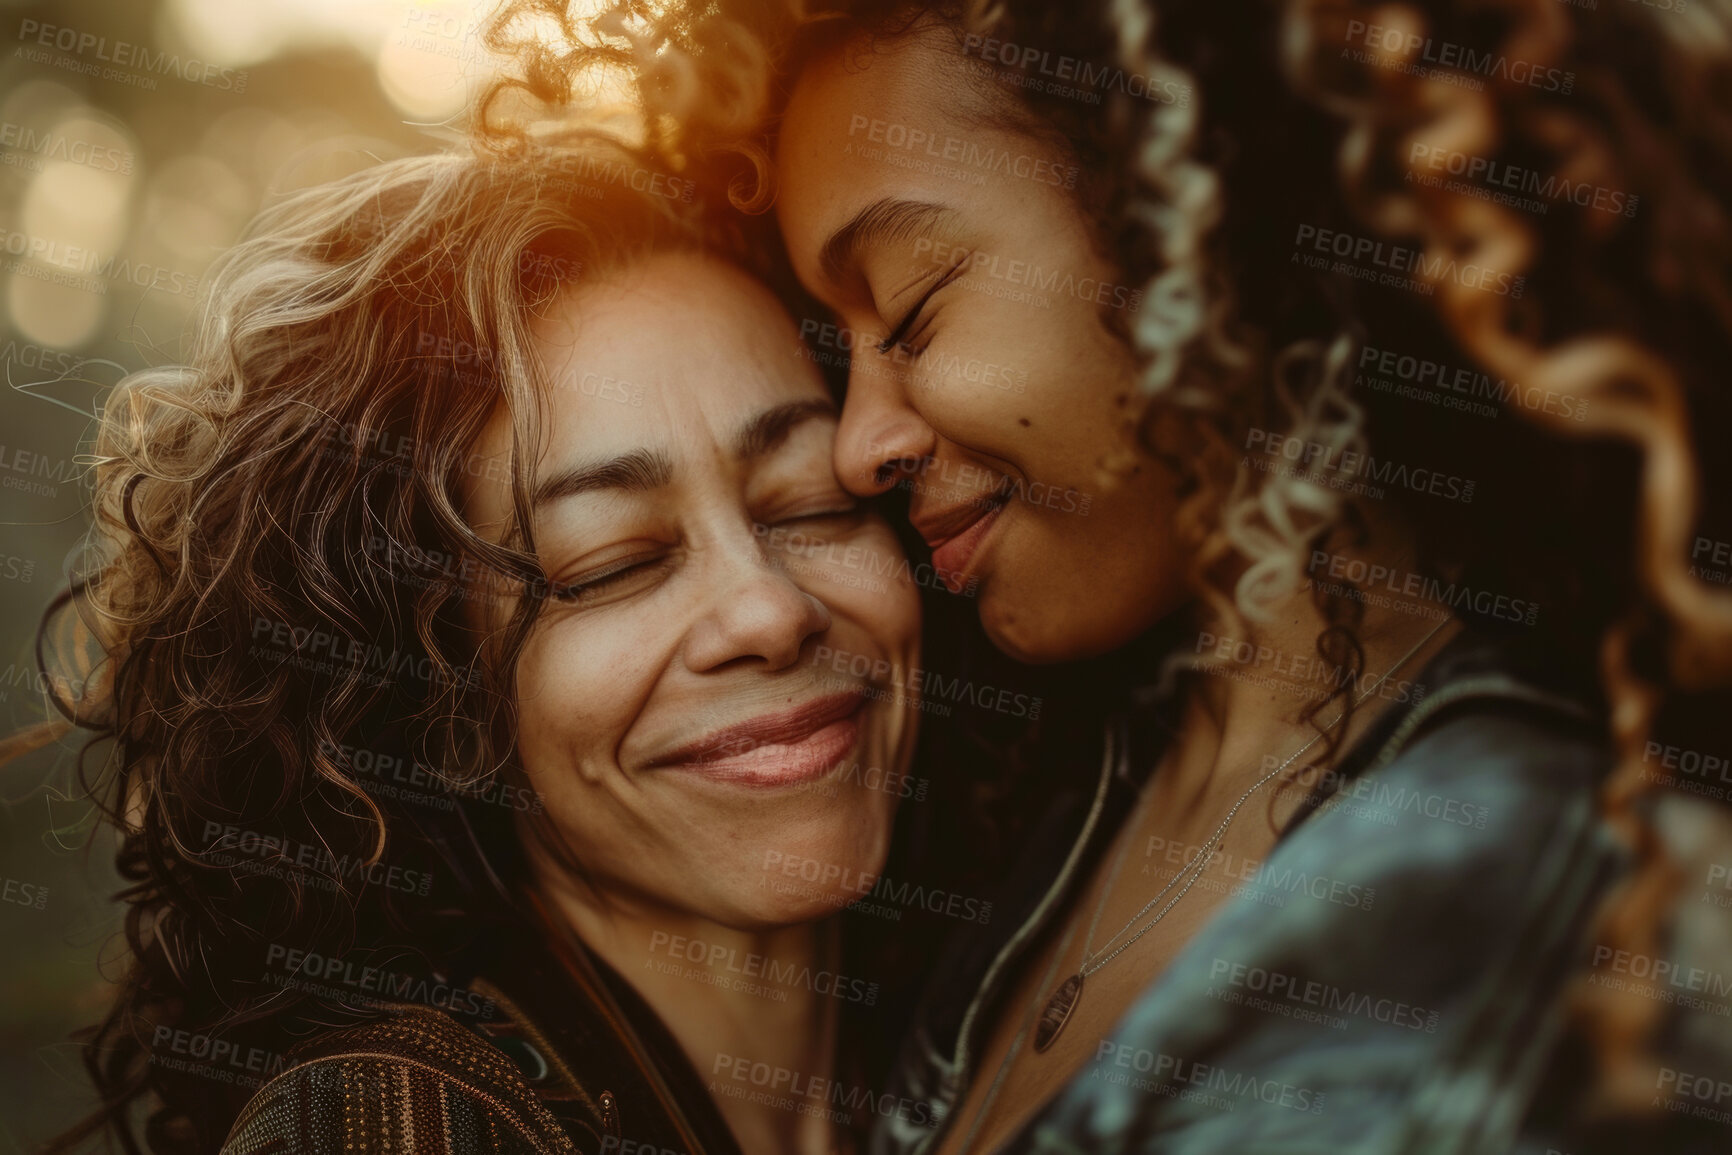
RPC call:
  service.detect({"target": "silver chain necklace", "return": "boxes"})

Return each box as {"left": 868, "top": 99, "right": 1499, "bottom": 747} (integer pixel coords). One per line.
{"left": 944, "top": 617, "right": 1453, "bottom": 1155}
{"left": 1029, "top": 615, "right": 1451, "bottom": 1053}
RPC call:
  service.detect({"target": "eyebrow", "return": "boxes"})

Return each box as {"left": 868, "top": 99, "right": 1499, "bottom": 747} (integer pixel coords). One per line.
{"left": 530, "top": 400, "right": 837, "bottom": 510}
{"left": 733, "top": 398, "right": 836, "bottom": 460}
{"left": 532, "top": 447, "right": 673, "bottom": 508}
{"left": 818, "top": 197, "right": 960, "bottom": 285}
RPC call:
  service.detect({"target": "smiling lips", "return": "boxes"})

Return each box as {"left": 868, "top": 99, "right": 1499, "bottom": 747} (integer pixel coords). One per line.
{"left": 917, "top": 478, "right": 1011, "bottom": 594}
{"left": 652, "top": 690, "right": 866, "bottom": 788}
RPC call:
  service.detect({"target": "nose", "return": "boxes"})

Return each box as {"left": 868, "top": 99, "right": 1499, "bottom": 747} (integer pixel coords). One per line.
{"left": 833, "top": 357, "right": 937, "bottom": 499}
{"left": 683, "top": 536, "right": 833, "bottom": 674}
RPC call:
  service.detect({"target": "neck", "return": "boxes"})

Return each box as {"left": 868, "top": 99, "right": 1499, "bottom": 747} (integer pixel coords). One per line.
{"left": 1162, "top": 543, "right": 1460, "bottom": 818}
{"left": 534, "top": 864, "right": 839, "bottom": 1155}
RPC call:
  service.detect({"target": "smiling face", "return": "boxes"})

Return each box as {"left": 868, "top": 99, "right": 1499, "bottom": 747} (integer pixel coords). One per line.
{"left": 776, "top": 26, "right": 1195, "bottom": 664}
{"left": 463, "top": 251, "right": 921, "bottom": 931}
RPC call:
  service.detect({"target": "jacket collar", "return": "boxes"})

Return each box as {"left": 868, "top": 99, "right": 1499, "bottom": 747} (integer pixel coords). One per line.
{"left": 466, "top": 890, "right": 746, "bottom": 1155}
{"left": 901, "top": 624, "right": 1604, "bottom": 1148}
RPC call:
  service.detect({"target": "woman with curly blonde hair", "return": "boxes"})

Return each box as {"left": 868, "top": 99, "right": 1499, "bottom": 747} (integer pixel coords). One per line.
{"left": 22, "top": 137, "right": 927, "bottom": 1155}
{"left": 485, "top": 0, "right": 1732, "bottom": 1151}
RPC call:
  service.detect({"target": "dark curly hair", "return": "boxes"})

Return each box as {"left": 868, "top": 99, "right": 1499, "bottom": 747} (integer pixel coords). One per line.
{"left": 14, "top": 139, "right": 750, "bottom": 1153}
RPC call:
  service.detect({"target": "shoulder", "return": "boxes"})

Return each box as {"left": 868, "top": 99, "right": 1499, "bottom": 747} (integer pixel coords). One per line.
{"left": 1245, "top": 682, "right": 1622, "bottom": 985}
{"left": 1023, "top": 685, "right": 1626, "bottom": 1152}
{"left": 220, "top": 1005, "right": 588, "bottom": 1155}
{"left": 1294, "top": 680, "right": 1616, "bottom": 889}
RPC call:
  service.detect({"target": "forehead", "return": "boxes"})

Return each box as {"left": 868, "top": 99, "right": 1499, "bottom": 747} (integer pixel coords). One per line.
{"left": 461, "top": 252, "right": 830, "bottom": 529}
{"left": 776, "top": 31, "right": 999, "bottom": 281}
{"left": 529, "top": 251, "right": 829, "bottom": 455}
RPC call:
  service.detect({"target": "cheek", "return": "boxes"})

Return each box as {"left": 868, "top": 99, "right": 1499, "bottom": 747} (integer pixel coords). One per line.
{"left": 911, "top": 308, "right": 1039, "bottom": 434}
{"left": 917, "top": 299, "right": 1131, "bottom": 454}
{"left": 511, "top": 618, "right": 655, "bottom": 791}
{"left": 803, "top": 525, "right": 922, "bottom": 651}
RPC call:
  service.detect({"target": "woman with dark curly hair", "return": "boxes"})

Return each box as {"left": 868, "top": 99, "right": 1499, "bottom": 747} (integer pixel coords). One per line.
{"left": 18, "top": 140, "right": 924, "bottom": 1155}
{"left": 483, "top": 0, "right": 1732, "bottom": 1151}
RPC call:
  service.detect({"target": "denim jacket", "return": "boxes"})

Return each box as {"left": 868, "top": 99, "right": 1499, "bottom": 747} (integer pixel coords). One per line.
{"left": 870, "top": 630, "right": 1732, "bottom": 1154}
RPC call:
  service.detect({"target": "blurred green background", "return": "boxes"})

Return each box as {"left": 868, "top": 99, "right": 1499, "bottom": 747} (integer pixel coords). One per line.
{"left": 0, "top": 1, "right": 537, "bottom": 1147}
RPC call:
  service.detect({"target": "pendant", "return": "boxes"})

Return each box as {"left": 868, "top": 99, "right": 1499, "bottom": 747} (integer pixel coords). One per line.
{"left": 1034, "top": 972, "right": 1084, "bottom": 1053}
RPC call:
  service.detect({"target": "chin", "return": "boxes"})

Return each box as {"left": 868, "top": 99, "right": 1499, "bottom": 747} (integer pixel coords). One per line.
{"left": 745, "top": 813, "right": 892, "bottom": 924}
{"left": 980, "top": 569, "right": 1173, "bottom": 665}
{"left": 980, "top": 595, "right": 1109, "bottom": 665}
{"left": 983, "top": 602, "right": 1143, "bottom": 664}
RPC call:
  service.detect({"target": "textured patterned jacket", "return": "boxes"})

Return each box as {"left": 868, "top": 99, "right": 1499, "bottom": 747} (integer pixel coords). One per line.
{"left": 220, "top": 898, "right": 745, "bottom": 1155}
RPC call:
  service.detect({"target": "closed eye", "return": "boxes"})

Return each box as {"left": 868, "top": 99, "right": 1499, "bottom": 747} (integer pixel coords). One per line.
{"left": 754, "top": 502, "right": 864, "bottom": 544}
{"left": 877, "top": 256, "right": 968, "bottom": 356}
{"left": 549, "top": 556, "right": 666, "bottom": 606}
{"left": 782, "top": 502, "right": 860, "bottom": 523}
